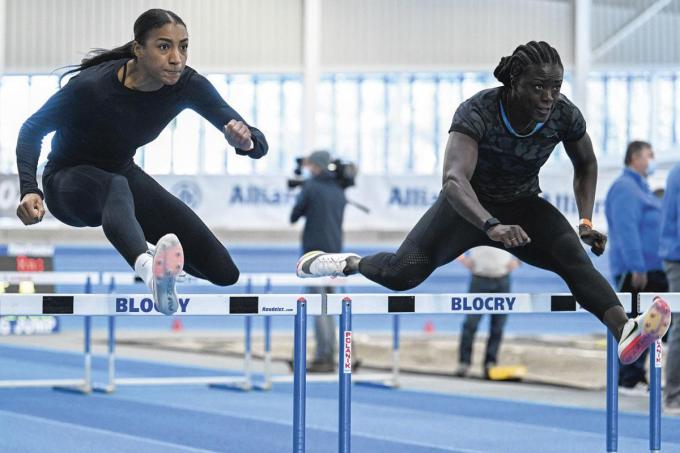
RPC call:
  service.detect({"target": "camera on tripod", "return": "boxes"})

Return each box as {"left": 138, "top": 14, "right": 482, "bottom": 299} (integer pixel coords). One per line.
{"left": 287, "top": 153, "right": 358, "bottom": 189}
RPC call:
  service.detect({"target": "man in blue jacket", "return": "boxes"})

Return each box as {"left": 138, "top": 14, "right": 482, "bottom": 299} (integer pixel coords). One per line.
{"left": 660, "top": 163, "right": 680, "bottom": 414}
{"left": 606, "top": 140, "right": 667, "bottom": 393}
{"left": 291, "top": 150, "right": 347, "bottom": 372}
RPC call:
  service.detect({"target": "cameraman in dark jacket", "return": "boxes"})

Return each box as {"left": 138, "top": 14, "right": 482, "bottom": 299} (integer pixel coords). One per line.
{"left": 291, "top": 150, "right": 347, "bottom": 372}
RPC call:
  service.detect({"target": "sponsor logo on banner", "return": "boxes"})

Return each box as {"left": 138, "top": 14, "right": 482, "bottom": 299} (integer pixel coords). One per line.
{"left": 0, "top": 172, "right": 620, "bottom": 231}
{"left": 229, "top": 185, "right": 296, "bottom": 205}
{"left": 115, "top": 297, "right": 190, "bottom": 313}
{"left": 261, "top": 306, "right": 293, "bottom": 313}
{"left": 0, "top": 316, "right": 59, "bottom": 335}
{"left": 172, "top": 181, "right": 202, "bottom": 209}
{"left": 388, "top": 187, "right": 439, "bottom": 207}
{"left": 451, "top": 296, "right": 517, "bottom": 312}
{"left": 656, "top": 340, "right": 663, "bottom": 368}
{"left": 344, "top": 331, "right": 352, "bottom": 374}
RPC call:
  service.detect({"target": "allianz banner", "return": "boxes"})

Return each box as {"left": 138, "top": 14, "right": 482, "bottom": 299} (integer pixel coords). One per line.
{"left": 0, "top": 169, "right": 628, "bottom": 232}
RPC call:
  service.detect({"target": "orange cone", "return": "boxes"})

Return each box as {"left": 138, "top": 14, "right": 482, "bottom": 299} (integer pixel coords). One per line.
{"left": 171, "top": 319, "right": 184, "bottom": 332}
{"left": 423, "top": 320, "right": 435, "bottom": 334}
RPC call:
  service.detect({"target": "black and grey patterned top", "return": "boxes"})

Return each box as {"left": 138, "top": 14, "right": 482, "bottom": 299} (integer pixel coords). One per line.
{"left": 449, "top": 87, "right": 586, "bottom": 203}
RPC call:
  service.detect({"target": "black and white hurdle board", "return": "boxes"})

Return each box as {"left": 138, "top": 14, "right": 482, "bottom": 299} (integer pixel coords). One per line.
{"left": 0, "top": 294, "right": 323, "bottom": 316}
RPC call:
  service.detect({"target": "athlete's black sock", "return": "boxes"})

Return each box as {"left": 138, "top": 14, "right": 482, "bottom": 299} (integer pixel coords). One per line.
{"left": 602, "top": 305, "right": 629, "bottom": 342}
{"left": 342, "top": 255, "right": 361, "bottom": 275}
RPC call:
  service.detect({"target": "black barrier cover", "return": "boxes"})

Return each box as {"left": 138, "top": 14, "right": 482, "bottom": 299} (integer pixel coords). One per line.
{"left": 229, "top": 296, "right": 259, "bottom": 314}
{"left": 388, "top": 295, "right": 415, "bottom": 312}
{"left": 550, "top": 295, "right": 577, "bottom": 312}
{"left": 42, "top": 296, "right": 74, "bottom": 314}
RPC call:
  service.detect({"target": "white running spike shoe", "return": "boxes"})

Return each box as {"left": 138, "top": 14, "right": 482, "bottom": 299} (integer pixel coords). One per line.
{"left": 618, "top": 296, "right": 671, "bottom": 365}
{"left": 296, "top": 251, "right": 360, "bottom": 278}
{"left": 151, "top": 233, "right": 184, "bottom": 315}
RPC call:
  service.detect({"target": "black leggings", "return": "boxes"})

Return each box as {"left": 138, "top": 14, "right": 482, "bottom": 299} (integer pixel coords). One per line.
{"left": 359, "top": 192, "right": 620, "bottom": 321}
{"left": 43, "top": 163, "right": 239, "bottom": 286}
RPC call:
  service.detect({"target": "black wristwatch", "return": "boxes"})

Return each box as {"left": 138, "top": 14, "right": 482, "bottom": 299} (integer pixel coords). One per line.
{"left": 483, "top": 217, "right": 501, "bottom": 233}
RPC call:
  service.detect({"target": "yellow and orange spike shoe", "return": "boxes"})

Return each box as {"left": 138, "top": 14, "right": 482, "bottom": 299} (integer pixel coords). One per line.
{"left": 151, "top": 233, "right": 184, "bottom": 315}
{"left": 618, "top": 296, "right": 671, "bottom": 365}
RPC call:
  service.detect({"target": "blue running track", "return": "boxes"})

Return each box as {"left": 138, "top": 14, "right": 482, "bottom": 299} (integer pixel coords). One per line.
{"left": 0, "top": 345, "right": 678, "bottom": 452}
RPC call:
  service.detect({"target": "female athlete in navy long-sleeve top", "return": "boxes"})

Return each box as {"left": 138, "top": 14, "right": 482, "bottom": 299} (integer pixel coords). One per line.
{"left": 15, "top": 9, "right": 268, "bottom": 314}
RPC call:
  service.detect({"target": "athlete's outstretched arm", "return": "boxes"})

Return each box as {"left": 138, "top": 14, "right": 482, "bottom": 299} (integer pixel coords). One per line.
{"left": 563, "top": 131, "right": 597, "bottom": 221}
{"left": 442, "top": 131, "right": 530, "bottom": 248}
{"left": 15, "top": 79, "right": 80, "bottom": 225}
{"left": 564, "top": 131, "right": 607, "bottom": 255}
{"left": 441, "top": 131, "right": 489, "bottom": 229}
{"left": 186, "top": 74, "right": 269, "bottom": 159}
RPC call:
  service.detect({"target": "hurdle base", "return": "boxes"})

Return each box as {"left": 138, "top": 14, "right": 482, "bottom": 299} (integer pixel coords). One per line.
{"left": 209, "top": 382, "right": 252, "bottom": 392}
{"left": 354, "top": 379, "right": 399, "bottom": 389}
{"left": 92, "top": 384, "right": 116, "bottom": 394}
{"left": 251, "top": 381, "right": 273, "bottom": 391}
{"left": 52, "top": 384, "right": 91, "bottom": 395}
{"left": 269, "top": 372, "right": 396, "bottom": 387}
{"left": 89, "top": 377, "right": 251, "bottom": 393}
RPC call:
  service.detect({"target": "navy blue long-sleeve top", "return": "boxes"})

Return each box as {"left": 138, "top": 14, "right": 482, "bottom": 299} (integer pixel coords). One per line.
{"left": 16, "top": 58, "right": 268, "bottom": 198}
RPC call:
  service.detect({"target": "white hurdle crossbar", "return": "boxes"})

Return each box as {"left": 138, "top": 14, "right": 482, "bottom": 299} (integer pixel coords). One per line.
{"left": 101, "top": 271, "right": 381, "bottom": 288}
{"left": 0, "top": 271, "right": 100, "bottom": 285}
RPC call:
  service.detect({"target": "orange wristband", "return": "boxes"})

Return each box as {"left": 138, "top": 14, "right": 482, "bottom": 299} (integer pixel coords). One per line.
{"left": 579, "top": 218, "right": 593, "bottom": 229}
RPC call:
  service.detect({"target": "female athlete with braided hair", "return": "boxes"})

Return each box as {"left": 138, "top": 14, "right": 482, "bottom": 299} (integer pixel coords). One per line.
{"left": 297, "top": 41, "right": 670, "bottom": 365}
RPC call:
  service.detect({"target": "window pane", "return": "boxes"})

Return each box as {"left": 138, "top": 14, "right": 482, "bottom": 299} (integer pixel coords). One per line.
{"left": 225, "top": 75, "right": 255, "bottom": 175}
{"left": 412, "top": 77, "right": 437, "bottom": 174}
{"left": 0, "top": 76, "right": 31, "bottom": 173}
{"left": 172, "top": 110, "right": 200, "bottom": 174}
{"left": 335, "top": 76, "right": 360, "bottom": 164}
{"left": 358, "top": 77, "right": 386, "bottom": 174}
{"left": 629, "top": 77, "right": 651, "bottom": 142}
{"left": 203, "top": 75, "right": 230, "bottom": 174}
{"left": 253, "top": 78, "right": 284, "bottom": 174}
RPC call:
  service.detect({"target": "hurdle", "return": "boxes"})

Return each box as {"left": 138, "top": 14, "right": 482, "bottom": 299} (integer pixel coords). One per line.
{"left": 253, "top": 276, "right": 395, "bottom": 390}
{"left": 95, "top": 275, "right": 262, "bottom": 393}
{"left": 0, "top": 292, "right": 315, "bottom": 452}
{"left": 0, "top": 270, "right": 389, "bottom": 392}
{"left": 0, "top": 271, "right": 99, "bottom": 285}
{"left": 639, "top": 293, "right": 678, "bottom": 453}
{"left": 0, "top": 272, "right": 97, "bottom": 393}
{"left": 326, "top": 292, "right": 668, "bottom": 453}
{"left": 98, "top": 271, "right": 391, "bottom": 391}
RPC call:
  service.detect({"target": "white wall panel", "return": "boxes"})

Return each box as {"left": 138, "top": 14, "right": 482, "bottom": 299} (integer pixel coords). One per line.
{"left": 4, "top": 0, "right": 680, "bottom": 74}
{"left": 3, "top": 0, "right": 302, "bottom": 74}
{"left": 320, "top": 0, "right": 574, "bottom": 72}
{"left": 592, "top": 0, "right": 680, "bottom": 68}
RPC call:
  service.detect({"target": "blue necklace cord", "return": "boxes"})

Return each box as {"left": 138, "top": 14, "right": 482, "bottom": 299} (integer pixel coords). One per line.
{"left": 499, "top": 99, "right": 544, "bottom": 138}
